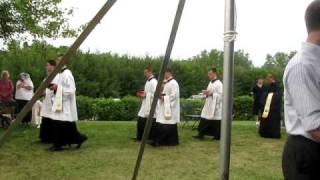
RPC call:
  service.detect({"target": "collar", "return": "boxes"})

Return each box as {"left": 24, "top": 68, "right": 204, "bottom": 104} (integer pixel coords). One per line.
{"left": 60, "top": 66, "right": 68, "bottom": 73}
{"left": 147, "top": 76, "right": 155, "bottom": 81}
{"left": 164, "top": 77, "right": 173, "bottom": 83}
{"left": 210, "top": 78, "right": 218, "bottom": 83}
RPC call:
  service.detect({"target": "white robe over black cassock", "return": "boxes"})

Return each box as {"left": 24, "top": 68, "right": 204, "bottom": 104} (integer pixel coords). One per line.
{"left": 39, "top": 75, "right": 60, "bottom": 143}
{"left": 50, "top": 67, "right": 86, "bottom": 148}
{"left": 137, "top": 76, "right": 158, "bottom": 140}
{"left": 198, "top": 79, "right": 223, "bottom": 139}
{"left": 154, "top": 78, "right": 180, "bottom": 146}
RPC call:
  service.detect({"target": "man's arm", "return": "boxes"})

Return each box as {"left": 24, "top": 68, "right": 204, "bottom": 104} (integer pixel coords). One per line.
{"left": 286, "top": 65, "right": 320, "bottom": 140}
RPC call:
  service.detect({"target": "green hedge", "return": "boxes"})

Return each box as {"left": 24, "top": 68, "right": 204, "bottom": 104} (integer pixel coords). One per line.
{"left": 76, "top": 95, "right": 254, "bottom": 121}
{"left": 233, "top": 95, "right": 254, "bottom": 121}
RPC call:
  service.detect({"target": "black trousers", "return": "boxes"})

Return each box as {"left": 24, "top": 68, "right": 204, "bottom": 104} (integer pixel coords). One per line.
{"left": 282, "top": 135, "right": 320, "bottom": 180}
{"left": 137, "top": 117, "right": 156, "bottom": 141}
{"left": 198, "top": 118, "right": 221, "bottom": 139}
{"left": 16, "top": 100, "right": 32, "bottom": 123}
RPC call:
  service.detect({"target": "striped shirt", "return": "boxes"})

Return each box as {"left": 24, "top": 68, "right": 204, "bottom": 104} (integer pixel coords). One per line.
{"left": 283, "top": 42, "right": 320, "bottom": 141}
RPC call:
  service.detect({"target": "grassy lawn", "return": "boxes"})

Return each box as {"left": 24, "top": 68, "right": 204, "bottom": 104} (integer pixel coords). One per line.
{"left": 0, "top": 121, "right": 286, "bottom": 180}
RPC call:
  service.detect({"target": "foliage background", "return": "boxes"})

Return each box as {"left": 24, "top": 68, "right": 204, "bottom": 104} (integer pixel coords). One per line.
{"left": 0, "top": 41, "right": 293, "bottom": 120}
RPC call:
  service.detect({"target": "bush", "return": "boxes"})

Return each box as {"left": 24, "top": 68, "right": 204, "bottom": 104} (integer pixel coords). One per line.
{"left": 76, "top": 95, "right": 254, "bottom": 121}
{"left": 233, "top": 95, "right": 254, "bottom": 121}
{"left": 93, "top": 98, "right": 124, "bottom": 121}
{"left": 77, "top": 96, "right": 96, "bottom": 120}
{"left": 121, "top": 96, "right": 141, "bottom": 121}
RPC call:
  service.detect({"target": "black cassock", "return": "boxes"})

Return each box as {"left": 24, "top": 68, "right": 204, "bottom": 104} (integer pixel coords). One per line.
{"left": 259, "top": 82, "right": 282, "bottom": 139}
{"left": 252, "top": 85, "right": 265, "bottom": 115}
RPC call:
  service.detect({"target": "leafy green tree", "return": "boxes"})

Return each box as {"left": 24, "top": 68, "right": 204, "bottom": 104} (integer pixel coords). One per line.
{"left": 263, "top": 51, "right": 296, "bottom": 69}
{"left": 0, "top": 0, "right": 78, "bottom": 42}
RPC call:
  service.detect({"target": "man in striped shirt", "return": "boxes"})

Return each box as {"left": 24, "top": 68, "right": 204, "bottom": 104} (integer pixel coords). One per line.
{"left": 282, "top": 1, "right": 320, "bottom": 179}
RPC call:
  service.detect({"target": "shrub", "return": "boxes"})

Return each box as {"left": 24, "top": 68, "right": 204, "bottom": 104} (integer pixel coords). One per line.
{"left": 233, "top": 95, "right": 254, "bottom": 121}
{"left": 76, "top": 95, "right": 254, "bottom": 121}
{"left": 121, "top": 96, "right": 141, "bottom": 121}
{"left": 76, "top": 96, "right": 96, "bottom": 120}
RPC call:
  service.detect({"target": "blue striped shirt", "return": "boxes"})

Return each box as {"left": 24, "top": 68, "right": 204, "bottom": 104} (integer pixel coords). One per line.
{"left": 283, "top": 42, "right": 320, "bottom": 141}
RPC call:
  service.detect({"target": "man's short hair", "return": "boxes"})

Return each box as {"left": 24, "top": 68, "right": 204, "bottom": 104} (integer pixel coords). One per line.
{"left": 208, "top": 67, "right": 217, "bottom": 73}
{"left": 256, "top": 76, "right": 263, "bottom": 81}
{"left": 266, "top": 74, "right": 275, "bottom": 80}
{"left": 305, "top": 0, "right": 320, "bottom": 33}
{"left": 165, "top": 68, "right": 173, "bottom": 75}
{"left": 47, "top": 60, "right": 56, "bottom": 66}
{"left": 144, "top": 66, "right": 153, "bottom": 73}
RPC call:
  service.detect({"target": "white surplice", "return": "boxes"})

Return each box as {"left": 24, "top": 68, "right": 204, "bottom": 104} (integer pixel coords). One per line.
{"left": 40, "top": 75, "right": 60, "bottom": 119}
{"left": 138, "top": 76, "right": 158, "bottom": 118}
{"left": 156, "top": 79, "right": 180, "bottom": 124}
{"left": 50, "top": 68, "right": 78, "bottom": 122}
{"left": 200, "top": 79, "right": 223, "bottom": 120}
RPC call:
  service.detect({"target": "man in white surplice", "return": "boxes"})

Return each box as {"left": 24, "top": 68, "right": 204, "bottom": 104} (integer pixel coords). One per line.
{"left": 136, "top": 67, "right": 158, "bottom": 141}
{"left": 151, "top": 68, "right": 180, "bottom": 146}
{"left": 194, "top": 68, "right": 223, "bottom": 140}
{"left": 48, "top": 55, "right": 87, "bottom": 151}
{"left": 39, "top": 60, "right": 60, "bottom": 143}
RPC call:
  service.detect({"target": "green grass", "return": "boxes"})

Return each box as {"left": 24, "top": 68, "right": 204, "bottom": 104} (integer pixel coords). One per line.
{"left": 0, "top": 121, "right": 286, "bottom": 180}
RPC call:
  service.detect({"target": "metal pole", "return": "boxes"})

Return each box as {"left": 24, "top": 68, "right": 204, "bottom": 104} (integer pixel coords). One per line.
{"left": 131, "top": 0, "right": 185, "bottom": 179}
{"left": 220, "top": 0, "right": 236, "bottom": 179}
{"left": 0, "top": 0, "right": 117, "bottom": 148}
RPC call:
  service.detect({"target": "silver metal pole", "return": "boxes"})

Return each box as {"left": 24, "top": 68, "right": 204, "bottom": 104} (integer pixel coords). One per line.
{"left": 220, "top": 0, "right": 236, "bottom": 179}
{"left": 0, "top": 0, "right": 117, "bottom": 148}
{"left": 131, "top": 0, "right": 186, "bottom": 179}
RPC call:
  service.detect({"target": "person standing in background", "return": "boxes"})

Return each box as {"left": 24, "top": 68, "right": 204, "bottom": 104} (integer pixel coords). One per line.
{"left": 251, "top": 76, "right": 265, "bottom": 126}
{"left": 259, "top": 74, "right": 282, "bottom": 139}
{"left": 15, "top": 73, "right": 34, "bottom": 124}
{"left": 0, "top": 70, "right": 14, "bottom": 103}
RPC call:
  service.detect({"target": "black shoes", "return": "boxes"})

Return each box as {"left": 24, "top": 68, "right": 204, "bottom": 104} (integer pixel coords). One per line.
{"left": 76, "top": 135, "right": 88, "bottom": 149}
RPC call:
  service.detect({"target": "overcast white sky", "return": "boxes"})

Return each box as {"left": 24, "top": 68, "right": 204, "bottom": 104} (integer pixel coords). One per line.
{"left": 48, "top": 0, "right": 313, "bottom": 67}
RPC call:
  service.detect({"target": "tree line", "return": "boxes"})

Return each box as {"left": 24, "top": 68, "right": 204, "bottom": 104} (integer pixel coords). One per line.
{"left": 0, "top": 40, "right": 294, "bottom": 98}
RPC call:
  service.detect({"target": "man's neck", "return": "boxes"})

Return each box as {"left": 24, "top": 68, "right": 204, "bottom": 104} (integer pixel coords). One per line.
{"left": 147, "top": 75, "right": 153, "bottom": 79}
{"left": 307, "top": 31, "right": 320, "bottom": 45}
{"left": 166, "top": 76, "right": 173, "bottom": 81}
{"left": 210, "top": 76, "right": 217, "bottom": 81}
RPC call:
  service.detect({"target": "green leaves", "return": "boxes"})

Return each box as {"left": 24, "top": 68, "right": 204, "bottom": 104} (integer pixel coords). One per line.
{"left": 0, "top": 0, "right": 79, "bottom": 42}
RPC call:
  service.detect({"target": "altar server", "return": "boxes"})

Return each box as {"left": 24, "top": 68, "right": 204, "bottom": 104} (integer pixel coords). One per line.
{"left": 136, "top": 67, "right": 158, "bottom": 141}
{"left": 152, "top": 68, "right": 180, "bottom": 146}
{"left": 48, "top": 55, "right": 87, "bottom": 151}
{"left": 39, "top": 60, "right": 60, "bottom": 143}
{"left": 193, "top": 68, "right": 223, "bottom": 140}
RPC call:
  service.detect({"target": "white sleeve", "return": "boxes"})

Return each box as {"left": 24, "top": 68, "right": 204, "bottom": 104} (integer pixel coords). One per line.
{"left": 168, "top": 83, "right": 179, "bottom": 106}
{"left": 59, "top": 71, "right": 76, "bottom": 97}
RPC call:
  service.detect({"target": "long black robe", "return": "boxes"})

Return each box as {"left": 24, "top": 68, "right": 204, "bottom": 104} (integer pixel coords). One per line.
{"left": 252, "top": 84, "right": 265, "bottom": 115}
{"left": 259, "top": 82, "right": 282, "bottom": 138}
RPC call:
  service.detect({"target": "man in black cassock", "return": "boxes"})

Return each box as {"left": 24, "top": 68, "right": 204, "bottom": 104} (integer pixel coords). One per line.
{"left": 259, "top": 74, "right": 282, "bottom": 139}
{"left": 251, "top": 76, "right": 265, "bottom": 125}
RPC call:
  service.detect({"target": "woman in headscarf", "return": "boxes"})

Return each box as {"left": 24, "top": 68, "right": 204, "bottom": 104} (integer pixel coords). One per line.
{"left": 15, "top": 73, "right": 34, "bottom": 124}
